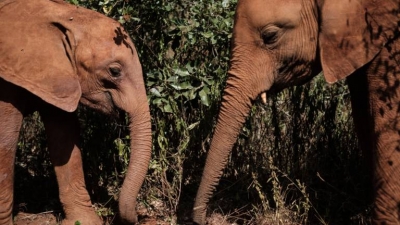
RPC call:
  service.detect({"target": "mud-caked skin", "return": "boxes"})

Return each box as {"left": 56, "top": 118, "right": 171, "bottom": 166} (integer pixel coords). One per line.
{"left": 192, "top": 0, "right": 400, "bottom": 224}
{"left": 0, "top": 0, "right": 152, "bottom": 224}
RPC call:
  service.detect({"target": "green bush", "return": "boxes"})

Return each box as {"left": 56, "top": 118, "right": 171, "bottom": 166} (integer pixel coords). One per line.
{"left": 14, "top": 0, "right": 370, "bottom": 224}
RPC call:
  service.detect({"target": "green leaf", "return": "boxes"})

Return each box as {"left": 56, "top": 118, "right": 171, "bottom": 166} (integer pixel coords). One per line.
{"left": 201, "top": 32, "right": 213, "bottom": 38}
{"left": 185, "top": 63, "right": 195, "bottom": 73}
{"left": 170, "top": 82, "right": 193, "bottom": 90}
{"left": 150, "top": 88, "right": 162, "bottom": 97}
{"left": 222, "top": 0, "right": 230, "bottom": 8}
{"left": 114, "top": 138, "right": 126, "bottom": 157}
{"left": 167, "top": 76, "right": 179, "bottom": 82}
{"left": 182, "top": 89, "right": 197, "bottom": 100}
{"left": 165, "top": 4, "right": 172, "bottom": 11}
{"left": 199, "top": 88, "right": 210, "bottom": 106}
{"left": 163, "top": 103, "right": 173, "bottom": 113}
{"left": 188, "top": 121, "right": 200, "bottom": 130}
{"left": 152, "top": 98, "right": 162, "bottom": 105}
{"left": 201, "top": 77, "right": 214, "bottom": 85}
{"left": 174, "top": 68, "right": 190, "bottom": 77}
{"left": 68, "top": 0, "right": 79, "bottom": 5}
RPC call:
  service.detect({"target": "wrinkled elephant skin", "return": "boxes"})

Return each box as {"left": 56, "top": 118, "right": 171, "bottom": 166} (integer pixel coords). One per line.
{"left": 0, "top": 0, "right": 152, "bottom": 224}
{"left": 193, "top": 0, "right": 400, "bottom": 224}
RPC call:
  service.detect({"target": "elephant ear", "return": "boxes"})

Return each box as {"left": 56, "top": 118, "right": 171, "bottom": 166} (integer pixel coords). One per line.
{"left": 0, "top": 0, "right": 81, "bottom": 112}
{"left": 318, "top": 0, "right": 400, "bottom": 83}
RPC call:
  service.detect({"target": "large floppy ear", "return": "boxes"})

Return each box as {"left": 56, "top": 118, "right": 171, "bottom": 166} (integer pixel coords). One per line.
{"left": 0, "top": 0, "right": 81, "bottom": 112}
{"left": 318, "top": 0, "right": 400, "bottom": 83}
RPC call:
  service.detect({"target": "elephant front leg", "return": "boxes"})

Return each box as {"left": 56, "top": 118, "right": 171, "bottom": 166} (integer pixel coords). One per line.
{"left": 369, "top": 93, "right": 400, "bottom": 224}
{"left": 41, "top": 107, "right": 102, "bottom": 225}
{"left": 0, "top": 101, "right": 23, "bottom": 225}
{"left": 350, "top": 40, "right": 400, "bottom": 224}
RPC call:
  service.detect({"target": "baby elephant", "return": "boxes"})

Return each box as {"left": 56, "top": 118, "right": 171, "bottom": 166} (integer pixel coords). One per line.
{"left": 0, "top": 0, "right": 151, "bottom": 224}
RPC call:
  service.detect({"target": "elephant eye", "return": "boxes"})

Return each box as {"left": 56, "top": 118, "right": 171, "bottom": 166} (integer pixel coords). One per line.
{"left": 260, "top": 26, "right": 280, "bottom": 46}
{"left": 261, "top": 31, "right": 278, "bottom": 45}
{"left": 109, "top": 67, "right": 121, "bottom": 77}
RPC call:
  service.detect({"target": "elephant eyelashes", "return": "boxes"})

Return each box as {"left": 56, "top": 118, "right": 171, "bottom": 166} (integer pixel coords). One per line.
{"left": 260, "top": 26, "right": 280, "bottom": 46}
{"left": 109, "top": 67, "right": 122, "bottom": 77}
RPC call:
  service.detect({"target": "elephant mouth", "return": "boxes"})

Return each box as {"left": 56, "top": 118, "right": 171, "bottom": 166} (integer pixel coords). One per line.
{"left": 105, "top": 91, "right": 115, "bottom": 108}
{"left": 264, "top": 68, "right": 317, "bottom": 100}
{"left": 105, "top": 91, "right": 120, "bottom": 116}
{"left": 79, "top": 91, "right": 118, "bottom": 116}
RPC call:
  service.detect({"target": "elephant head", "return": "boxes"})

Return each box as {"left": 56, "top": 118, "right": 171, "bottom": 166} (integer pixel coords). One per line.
{"left": 0, "top": 0, "right": 151, "bottom": 223}
{"left": 193, "top": 0, "right": 400, "bottom": 224}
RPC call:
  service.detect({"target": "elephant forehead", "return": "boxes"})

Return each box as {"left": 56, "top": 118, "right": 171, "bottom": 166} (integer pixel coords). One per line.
{"left": 237, "top": 0, "right": 302, "bottom": 27}
{"left": 76, "top": 38, "right": 135, "bottom": 70}
{"left": 81, "top": 26, "right": 135, "bottom": 58}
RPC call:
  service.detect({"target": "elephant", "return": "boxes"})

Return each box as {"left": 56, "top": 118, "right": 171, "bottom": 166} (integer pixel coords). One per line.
{"left": 193, "top": 0, "right": 400, "bottom": 224}
{"left": 0, "top": 0, "right": 151, "bottom": 224}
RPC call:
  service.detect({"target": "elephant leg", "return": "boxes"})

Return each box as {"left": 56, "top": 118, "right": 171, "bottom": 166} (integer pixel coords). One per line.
{"left": 349, "top": 39, "right": 400, "bottom": 224}
{"left": 0, "top": 100, "right": 23, "bottom": 225}
{"left": 40, "top": 106, "right": 102, "bottom": 225}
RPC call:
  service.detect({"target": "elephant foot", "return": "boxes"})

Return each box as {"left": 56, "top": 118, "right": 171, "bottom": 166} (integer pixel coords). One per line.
{"left": 0, "top": 202, "right": 13, "bottom": 225}
{"left": 0, "top": 218, "right": 12, "bottom": 225}
{"left": 192, "top": 205, "right": 207, "bottom": 225}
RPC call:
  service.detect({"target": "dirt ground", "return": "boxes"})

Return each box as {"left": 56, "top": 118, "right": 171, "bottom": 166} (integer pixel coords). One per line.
{"left": 13, "top": 212, "right": 236, "bottom": 225}
{"left": 14, "top": 212, "right": 58, "bottom": 225}
{"left": 14, "top": 212, "right": 168, "bottom": 225}
{"left": 13, "top": 201, "right": 182, "bottom": 225}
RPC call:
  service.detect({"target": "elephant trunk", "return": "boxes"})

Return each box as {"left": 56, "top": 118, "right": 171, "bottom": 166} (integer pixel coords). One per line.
{"left": 193, "top": 69, "right": 269, "bottom": 224}
{"left": 118, "top": 96, "right": 152, "bottom": 224}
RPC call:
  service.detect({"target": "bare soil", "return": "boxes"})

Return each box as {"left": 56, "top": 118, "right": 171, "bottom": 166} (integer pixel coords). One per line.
{"left": 14, "top": 212, "right": 58, "bottom": 225}
{"left": 13, "top": 212, "right": 170, "bottom": 225}
{"left": 13, "top": 211, "right": 239, "bottom": 225}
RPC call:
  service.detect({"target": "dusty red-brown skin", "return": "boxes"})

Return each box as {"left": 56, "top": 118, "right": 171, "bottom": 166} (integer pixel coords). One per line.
{"left": 0, "top": 0, "right": 151, "bottom": 224}
{"left": 193, "top": 0, "right": 400, "bottom": 224}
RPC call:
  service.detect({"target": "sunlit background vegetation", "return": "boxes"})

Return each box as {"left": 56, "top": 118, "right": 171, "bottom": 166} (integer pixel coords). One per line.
{"left": 14, "top": 0, "right": 371, "bottom": 224}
